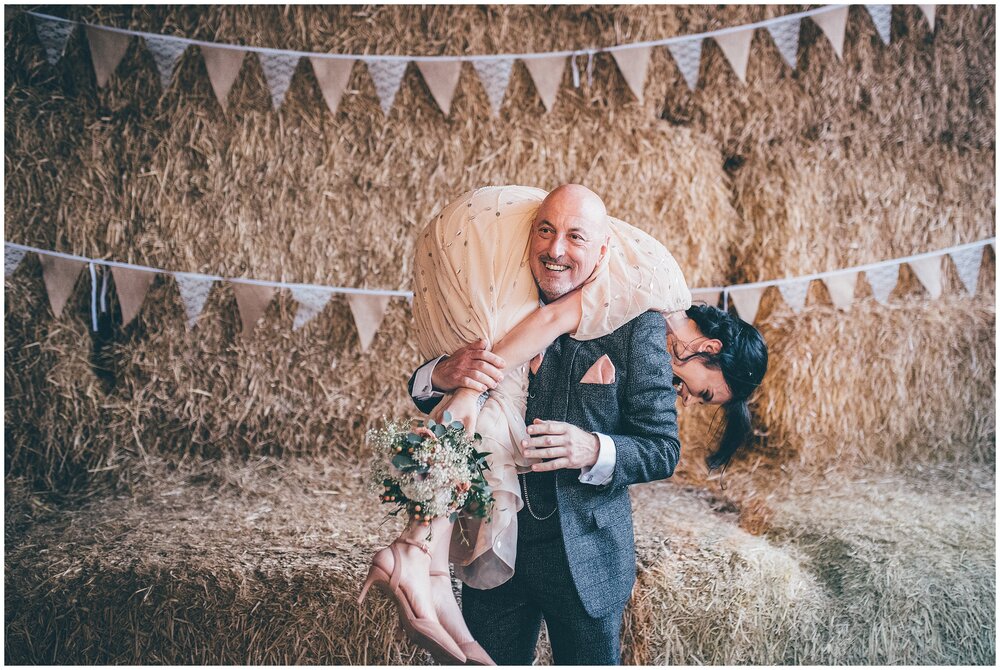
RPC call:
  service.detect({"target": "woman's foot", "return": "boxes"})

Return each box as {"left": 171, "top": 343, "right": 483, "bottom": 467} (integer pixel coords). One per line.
{"left": 360, "top": 540, "right": 466, "bottom": 663}
{"left": 429, "top": 570, "right": 476, "bottom": 646}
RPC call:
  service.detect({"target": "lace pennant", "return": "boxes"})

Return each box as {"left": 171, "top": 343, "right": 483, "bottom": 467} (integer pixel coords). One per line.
{"left": 778, "top": 279, "right": 810, "bottom": 313}
{"left": 864, "top": 5, "right": 893, "bottom": 44}
{"left": 144, "top": 35, "right": 187, "bottom": 89}
{"left": 5, "top": 246, "right": 28, "bottom": 278}
{"left": 949, "top": 247, "right": 983, "bottom": 296}
{"left": 472, "top": 58, "right": 514, "bottom": 115}
{"left": 363, "top": 58, "right": 409, "bottom": 115}
{"left": 767, "top": 18, "right": 801, "bottom": 69}
{"left": 866, "top": 263, "right": 899, "bottom": 305}
{"left": 667, "top": 38, "right": 703, "bottom": 91}
{"left": 259, "top": 52, "right": 300, "bottom": 110}
{"left": 174, "top": 274, "right": 215, "bottom": 329}
{"left": 34, "top": 15, "right": 74, "bottom": 65}
{"left": 290, "top": 286, "right": 333, "bottom": 330}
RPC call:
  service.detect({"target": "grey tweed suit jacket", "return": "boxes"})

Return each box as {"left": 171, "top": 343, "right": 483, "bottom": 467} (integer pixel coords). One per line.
{"left": 410, "top": 310, "right": 681, "bottom": 619}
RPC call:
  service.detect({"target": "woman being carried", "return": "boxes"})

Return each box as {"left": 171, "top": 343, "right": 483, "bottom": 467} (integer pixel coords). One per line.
{"left": 360, "top": 185, "right": 768, "bottom": 664}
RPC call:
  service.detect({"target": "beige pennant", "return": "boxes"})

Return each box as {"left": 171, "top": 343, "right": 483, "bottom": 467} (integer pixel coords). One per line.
{"left": 85, "top": 26, "right": 131, "bottom": 88}
{"left": 690, "top": 289, "right": 722, "bottom": 307}
{"left": 714, "top": 29, "right": 754, "bottom": 84}
{"left": 310, "top": 58, "right": 354, "bottom": 116}
{"left": 823, "top": 272, "right": 858, "bottom": 311}
{"left": 729, "top": 287, "right": 764, "bottom": 324}
{"left": 347, "top": 294, "right": 391, "bottom": 352}
{"left": 523, "top": 56, "right": 566, "bottom": 112}
{"left": 416, "top": 60, "right": 463, "bottom": 116}
{"left": 611, "top": 46, "right": 652, "bottom": 103}
{"left": 39, "top": 255, "right": 85, "bottom": 318}
{"left": 918, "top": 5, "right": 936, "bottom": 32}
{"left": 908, "top": 256, "right": 943, "bottom": 299}
{"left": 231, "top": 282, "right": 275, "bottom": 336}
{"left": 110, "top": 266, "right": 156, "bottom": 325}
{"left": 812, "top": 6, "right": 849, "bottom": 60}
{"left": 201, "top": 45, "right": 246, "bottom": 111}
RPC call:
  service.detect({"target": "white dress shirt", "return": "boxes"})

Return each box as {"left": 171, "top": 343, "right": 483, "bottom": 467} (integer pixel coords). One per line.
{"left": 411, "top": 357, "right": 616, "bottom": 486}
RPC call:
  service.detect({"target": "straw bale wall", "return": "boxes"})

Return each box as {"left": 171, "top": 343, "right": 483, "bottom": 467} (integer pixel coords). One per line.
{"left": 4, "top": 4, "right": 994, "bottom": 490}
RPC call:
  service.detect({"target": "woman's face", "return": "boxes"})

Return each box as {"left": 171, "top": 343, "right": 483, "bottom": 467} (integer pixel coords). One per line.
{"left": 667, "top": 333, "right": 733, "bottom": 407}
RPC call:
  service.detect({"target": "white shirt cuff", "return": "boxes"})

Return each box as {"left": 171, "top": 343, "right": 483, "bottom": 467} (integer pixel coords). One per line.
{"left": 579, "top": 432, "right": 616, "bottom": 486}
{"left": 412, "top": 355, "right": 446, "bottom": 401}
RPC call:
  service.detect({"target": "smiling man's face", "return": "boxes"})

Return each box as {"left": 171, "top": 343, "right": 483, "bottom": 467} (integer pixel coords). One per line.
{"left": 528, "top": 185, "right": 610, "bottom": 302}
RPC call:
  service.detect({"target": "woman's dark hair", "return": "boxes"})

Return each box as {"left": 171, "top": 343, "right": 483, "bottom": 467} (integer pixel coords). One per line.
{"left": 680, "top": 303, "right": 769, "bottom": 470}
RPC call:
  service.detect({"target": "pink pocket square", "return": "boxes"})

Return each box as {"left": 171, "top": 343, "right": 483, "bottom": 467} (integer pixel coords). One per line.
{"left": 581, "top": 354, "right": 616, "bottom": 384}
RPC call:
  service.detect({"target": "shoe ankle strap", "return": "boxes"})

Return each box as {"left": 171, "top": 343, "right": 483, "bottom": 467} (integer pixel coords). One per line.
{"left": 399, "top": 537, "right": 431, "bottom": 556}
{"left": 429, "top": 570, "right": 450, "bottom": 577}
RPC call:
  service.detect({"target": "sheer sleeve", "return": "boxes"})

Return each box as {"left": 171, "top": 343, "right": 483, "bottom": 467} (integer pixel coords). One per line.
{"left": 573, "top": 215, "right": 691, "bottom": 341}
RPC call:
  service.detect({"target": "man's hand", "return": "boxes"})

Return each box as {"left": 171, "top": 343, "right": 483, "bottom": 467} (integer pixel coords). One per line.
{"left": 520, "top": 419, "right": 600, "bottom": 472}
{"left": 431, "top": 338, "right": 506, "bottom": 394}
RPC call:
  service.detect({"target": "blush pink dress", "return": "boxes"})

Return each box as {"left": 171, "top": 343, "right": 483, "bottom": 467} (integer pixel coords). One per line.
{"left": 412, "top": 186, "right": 691, "bottom": 589}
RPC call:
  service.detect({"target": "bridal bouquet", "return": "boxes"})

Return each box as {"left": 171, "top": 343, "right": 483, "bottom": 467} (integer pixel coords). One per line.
{"left": 368, "top": 413, "right": 494, "bottom": 525}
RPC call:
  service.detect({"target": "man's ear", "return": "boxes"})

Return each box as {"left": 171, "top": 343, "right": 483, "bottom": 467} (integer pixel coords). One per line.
{"left": 699, "top": 338, "right": 723, "bottom": 355}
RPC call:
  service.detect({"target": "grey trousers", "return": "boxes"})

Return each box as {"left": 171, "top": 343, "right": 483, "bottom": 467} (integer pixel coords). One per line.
{"left": 461, "top": 473, "right": 625, "bottom": 665}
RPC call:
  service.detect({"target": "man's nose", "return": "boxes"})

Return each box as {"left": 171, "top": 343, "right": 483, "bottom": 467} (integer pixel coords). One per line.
{"left": 548, "top": 236, "right": 566, "bottom": 258}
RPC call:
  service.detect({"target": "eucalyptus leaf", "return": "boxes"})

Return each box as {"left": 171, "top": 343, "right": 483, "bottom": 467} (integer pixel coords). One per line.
{"left": 442, "top": 410, "right": 453, "bottom": 424}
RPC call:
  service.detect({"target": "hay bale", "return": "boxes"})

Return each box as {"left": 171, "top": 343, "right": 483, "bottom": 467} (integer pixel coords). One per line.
{"left": 625, "top": 466, "right": 994, "bottom": 665}
{"left": 6, "top": 453, "right": 993, "bottom": 664}
{"left": 764, "top": 466, "right": 996, "bottom": 664}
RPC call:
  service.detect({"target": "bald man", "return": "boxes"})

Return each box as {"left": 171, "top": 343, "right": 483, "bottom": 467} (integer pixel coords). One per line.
{"left": 409, "top": 185, "right": 680, "bottom": 664}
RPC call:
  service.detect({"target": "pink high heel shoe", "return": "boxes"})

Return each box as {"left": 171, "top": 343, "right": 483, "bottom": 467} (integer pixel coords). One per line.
{"left": 430, "top": 570, "right": 497, "bottom": 666}
{"left": 359, "top": 539, "right": 467, "bottom": 664}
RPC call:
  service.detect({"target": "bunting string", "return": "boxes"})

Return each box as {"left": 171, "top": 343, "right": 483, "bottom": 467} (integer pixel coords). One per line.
{"left": 21, "top": 5, "right": 948, "bottom": 115}
{"left": 5, "top": 237, "right": 993, "bottom": 333}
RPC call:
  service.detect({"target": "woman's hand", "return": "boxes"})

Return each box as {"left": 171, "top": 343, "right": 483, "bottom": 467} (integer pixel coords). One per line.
{"left": 435, "top": 387, "right": 482, "bottom": 437}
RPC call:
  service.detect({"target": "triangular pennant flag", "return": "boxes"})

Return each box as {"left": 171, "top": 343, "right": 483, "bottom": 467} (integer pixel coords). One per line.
{"left": 812, "top": 6, "right": 849, "bottom": 60}
{"left": 38, "top": 255, "right": 85, "bottom": 318}
{"left": 347, "top": 294, "right": 391, "bottom": 352}
{"left": 714, "top": 29, "right": 754, "bottom": 84}
{"left": 767, "top": 18, "right": 801, "bottom": 69}
{"left": 290, "top": 286, "right": 332, "bottom": 331}
{"left": 472, "top": 58, "right": 514, "bottom": 115}
{"left": 918, "top": 5, "right": 936, "bottom": 32}
{"left": 908, "top": 256, "right": 943, "bottom": 299}
{"left": 667, "top": 38, "right": 703, "bottom": 91}
{"left": 949, "top": 246, "right": 983, "bottom": 296}
{"left": 34, "top": 15, "right": 74, "bottom": 66}
{"left": 866, "top": 263, "right": 899, "bottom": 305}
{"left": 201, "top": 45, "right": 245, "bottom": 111}
{"left": 310, "top": 57, "right": 354, "bottom": 116}
{"left": 523, "top": 56, "right": 566, "bottom": 112}
{"left": 823, "top": 272, "right": 858, "bottom": 311}
{"left": 864, "top": 4, "right": 893, "bottom": 44}
{"left": 5, "top": 246, "right": 28, "bottom": 278}
{"left": 258, "top": 51, "right": 299, "bottom": 110}
{"left": 778, "top": 279, "right": 810, "bottom": 313}
{"left": 690, "top": 289, "right": 721, "bottom": 307}
{"left": 143, "top": 35, "right": 187, "bottom": 89}
{"left": 85, "top": 26, "right": 131, "bottom": 88}
{"left": 362, "top": 58, "right": 409, "bottom": 115}
{"left": 729, "top": 287, "right": 764, "bottom": 324}
{"left": 110, "top": 266, "right": 156, "bottom": 326}
{"left": 611, "top": 46, "right": 652, "bottom": 103}
{"left": 174, "top": 274, "right": 214, "bottom": 329}
{"left": 231, "top": 282, "right": 276, "bottom": 336}
{"left": 416, "top": 60, "right": 463, "bottom": 115}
